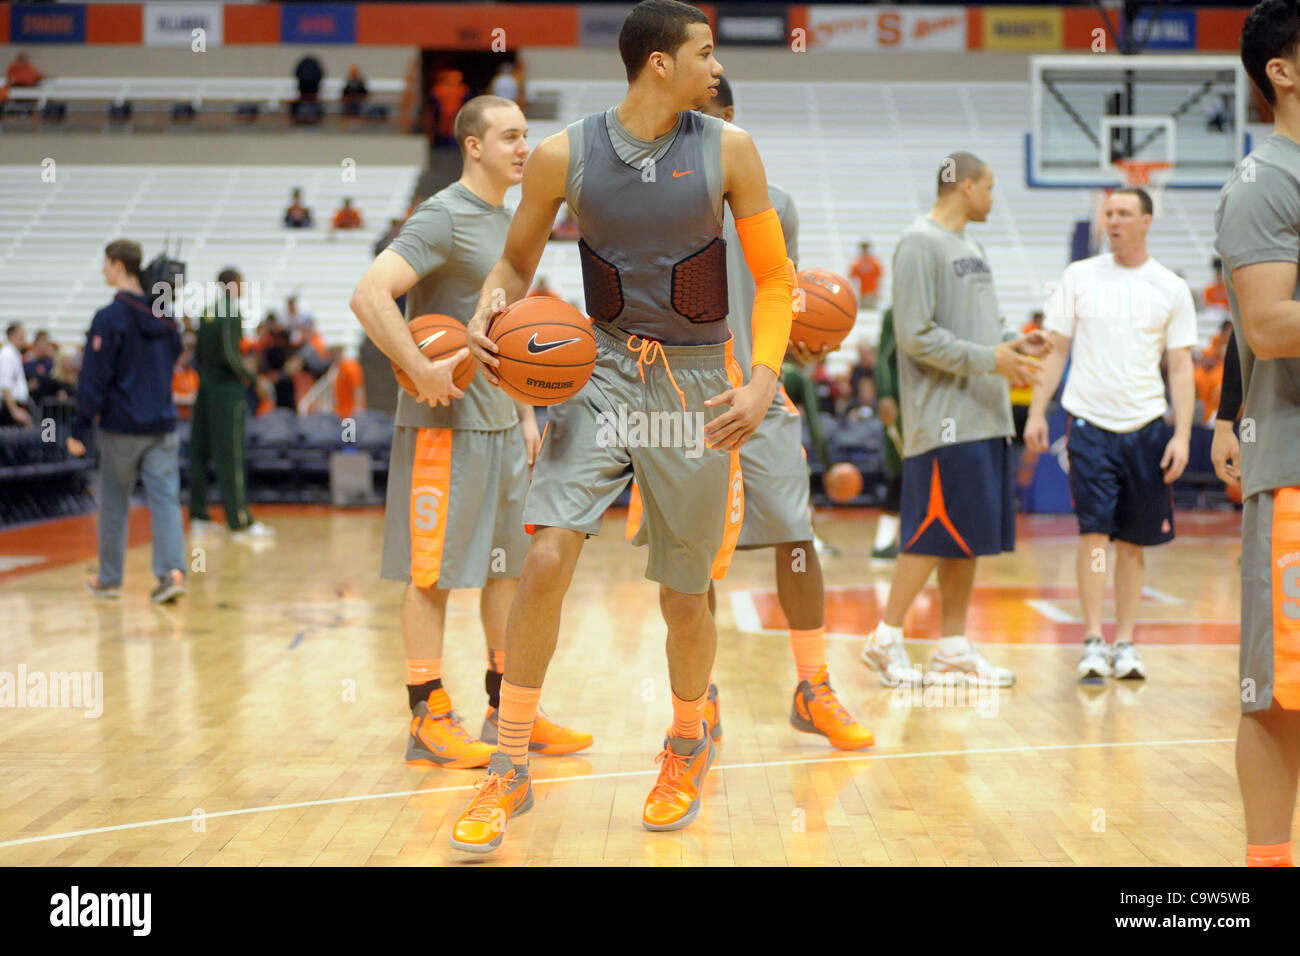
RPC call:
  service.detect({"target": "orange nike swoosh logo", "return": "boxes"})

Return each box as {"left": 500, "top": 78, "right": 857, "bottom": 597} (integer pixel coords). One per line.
{"left": 672, "top": 169, "right": 694, "bottom": 178}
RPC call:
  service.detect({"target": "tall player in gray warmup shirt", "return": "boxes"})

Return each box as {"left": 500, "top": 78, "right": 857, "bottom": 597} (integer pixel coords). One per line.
{"left": 351, "top": 96, "right": 590, "bottom": 774}
{"left": 450, "top": 0, "right": 798, "bottom": 853}
{"left": 1213, "top": 0, "right": 1300, "bottom": 868}
{"left": 860, "top": 152, "right": 1048, "bottom": 688}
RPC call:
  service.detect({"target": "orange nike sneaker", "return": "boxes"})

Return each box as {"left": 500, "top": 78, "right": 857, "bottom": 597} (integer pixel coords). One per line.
{"left": 480, "top": 706, "right": 594, "bottom": 755}
{"left": 406, "top": 689, "right": 494, "bottom": 769}
{"left": 642, "top": 726, "right": 715, "bottom": 831}
{"left": 703, "top": 683, "right": 722, "bottom": 743}
{"left": 449, "top": 752, "right": 533, "bottom": 854}
{"left": 790, "top": 668, "right": 875, "bottom": 750}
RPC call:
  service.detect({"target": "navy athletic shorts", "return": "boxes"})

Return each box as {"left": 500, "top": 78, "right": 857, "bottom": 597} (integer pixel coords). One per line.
{"left": 900, "top": 436, "right": 1015, "bottom": 558}
{"left": 1065, "top": 415, "right": 1174, "bottom": 546}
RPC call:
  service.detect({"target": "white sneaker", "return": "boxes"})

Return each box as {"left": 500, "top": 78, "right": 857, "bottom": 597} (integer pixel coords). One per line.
{"left": 861, "top": 630, "right": 923, "bottom": 687}
{"left": 925, "top": 644, "right": 1016, "bottom": 688}
{"left": 189, "top": 518, "right": 222, "bottom": 534}
{"left": 1111, "top": 641, "right": 1146, "bottom": 680}
{"left": 231, "top": 521, "right": 276, "bottom": 540}
{"left": 1077, "top": 636, "right": 1112, "bottom": 681}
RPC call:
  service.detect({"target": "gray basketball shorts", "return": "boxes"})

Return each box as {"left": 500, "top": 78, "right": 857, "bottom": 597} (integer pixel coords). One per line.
{"left": 523, "top": 321, "right": 744, "bottom": 595}
{"left": 627, "top": 388, "right": 812, "bottom": 549}
{"left": 381, "top": 425, "right": 530, "bottom": 590}
{"left": 1240, "top": 488, "right": 1300, "bottom": 714}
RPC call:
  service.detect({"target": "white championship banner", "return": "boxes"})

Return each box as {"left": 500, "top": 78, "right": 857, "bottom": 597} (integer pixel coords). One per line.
{"left": 144, "top": 2, "right": 224, "bottom": 48}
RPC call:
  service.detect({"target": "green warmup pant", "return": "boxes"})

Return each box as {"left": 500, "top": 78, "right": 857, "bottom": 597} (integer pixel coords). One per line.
{"left": 189, "top": 379, "right": 251, "bottom": 530}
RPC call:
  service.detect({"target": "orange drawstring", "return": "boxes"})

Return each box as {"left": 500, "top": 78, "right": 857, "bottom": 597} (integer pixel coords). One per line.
{"left": 626, "top": 335, "right": 687, "bottom": 413}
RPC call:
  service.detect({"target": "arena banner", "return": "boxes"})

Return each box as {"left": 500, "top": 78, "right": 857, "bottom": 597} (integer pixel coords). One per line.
{"left": 578, "top": 3, "right": 632, "bottom": 47}
{"left": 1196, "top": 8, "right": 1248, "bottom": 51}
{"left": 357, "top": 4, "right": 578, "bottom": 48}
{"left": 1130, "top": 8, "right": 1195, "bottom": 51}
{"left": 10, "top": 3, "right": 86, "bottom": 44}
{"left": 981, "top": 6, "right": 1062, "bottom": 51}
{"left": 1062, "top": 6, "right": 1117, "bottom": 51}
{"left": 716, "top": 4, "right": 788, "bottom": 47}
{"left": 144, "top": 2, "right": 223, "bottom": 48}
{"left": 87, "top": 4, "right": 144, "bottom": 44}
{"left": 225, "top": 2, "right": 278, "bottom": 44}
{"left": 281, "top": 3, "right": 355, "bottom": 44}
{"left": 802, "top": 5, "right": 967, "bottom": 51}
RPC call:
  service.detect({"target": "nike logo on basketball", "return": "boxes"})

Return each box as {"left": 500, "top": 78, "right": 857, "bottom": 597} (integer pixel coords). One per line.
{"left": 417, "top": 330, "right": 447, "bottom": 349}
{"left": 526, "top": 333, "right": 580, "bottom": 354}
{"left": 672, "top": 169, "right": 694, "bottom": 178}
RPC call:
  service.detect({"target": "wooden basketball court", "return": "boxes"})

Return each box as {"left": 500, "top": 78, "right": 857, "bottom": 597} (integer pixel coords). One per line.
{"left": 0, "top": 505, "right": 1268, "bottom": 866}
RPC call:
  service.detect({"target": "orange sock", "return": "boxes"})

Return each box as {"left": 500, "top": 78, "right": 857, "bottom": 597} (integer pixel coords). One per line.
{"left": 488, "top": 649, "right": 505, "bottom": 674}
{"left": 670, "top": 689, "right": 707, "bottom": 741}
{"left": 790, "top": 628, "right": 826, "bottom": 683}
{"left": 1247, "top": 841, "right": 1294, "bottom": 866}
{"left": 406, "top": 658, "right": 441, "bottom": 685}
{"left": 496, "top": 680, "right": 542, "bottom": 764}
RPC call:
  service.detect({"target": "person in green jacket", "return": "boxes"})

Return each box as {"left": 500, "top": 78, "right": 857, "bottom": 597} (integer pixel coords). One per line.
{"left": 189, "top": 268, "right": 273, "bottom": 538}
{"left": 873, "top": 307, "right": 903, "bottom": 559}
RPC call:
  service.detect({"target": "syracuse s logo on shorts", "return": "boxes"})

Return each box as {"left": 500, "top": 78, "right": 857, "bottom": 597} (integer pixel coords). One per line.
{"left": 413, "top": 485, "right": 445, "bottom": 531}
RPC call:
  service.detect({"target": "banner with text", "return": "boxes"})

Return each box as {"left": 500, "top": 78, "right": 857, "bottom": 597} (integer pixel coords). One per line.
{"left": 144, "top": 2, "right": 223, "bottom": 47}
{"left": 803, "top": 5, "right": 967, "bottom": 51}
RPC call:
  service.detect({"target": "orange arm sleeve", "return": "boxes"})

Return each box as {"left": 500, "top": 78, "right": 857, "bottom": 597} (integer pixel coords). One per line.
{"left": 735, "top": 207, "right": 796, "bottom": 377}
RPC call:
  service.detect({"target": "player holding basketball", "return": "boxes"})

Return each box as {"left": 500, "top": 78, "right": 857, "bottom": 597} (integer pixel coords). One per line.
{"left": 688, "top": 74, "right": 873, "bottom": 750}
{"left": 1025, "top": 187, "right": 1197, "bottom": 682}
{"left": 861, "top": 152, "right": 1047, "bottom": 687}
{"left": 450, "top": 0, "right": 795, "bottom": 852}
{"left": 1213, "top": 0, "right": 1300, "bottom": 867}
{"left": 350, "top": 94, "right": 590, "bottom": 772}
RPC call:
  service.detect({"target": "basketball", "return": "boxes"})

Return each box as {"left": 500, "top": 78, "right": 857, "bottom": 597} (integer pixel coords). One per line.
{"left": 824, "top": 462, "right": 863, "bottom": 503}
{"left": 1227, "top": 481, "right": 1243, "bottom": 505}
{"left": 488, "top": 296, "right": 596, "bottom": 405}
{"left": 793, "top": 268, "right": 858, "bottom": 352}
{"left": 392, "top": 313, "right": 475, "bottom": 397}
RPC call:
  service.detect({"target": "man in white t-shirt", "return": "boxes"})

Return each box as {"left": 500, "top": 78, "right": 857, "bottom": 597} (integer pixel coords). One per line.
{"left": 0, "top": 322, "right": 32, "bottom": 426}
{"left": 1025, "top": 187, "right": 1197, "bottom": 682}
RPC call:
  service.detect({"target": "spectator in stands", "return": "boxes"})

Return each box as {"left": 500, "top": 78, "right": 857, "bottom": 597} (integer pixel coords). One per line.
{"left": 1203, "top": 257, "right": 1229, "bottom": 311}
{"left": 0, "top": 323, "right": 32, "bottom": 426}
{"left": 430, "top": 69, "right": 468, "bottom": 146}
{"left": 1195, "top": 347, "right": 1225, "bottom": 427}
{"left": 1208, "top": 317, "right": 1234, "bottom": 360}
{"left": 172, "top": 344, "right": 198, "bottom": 421}
{"left": 284, "top": 294, "right": 314, "bottom": 330}
{"left": 295, "top": 318, "right": 331, "bottom": 378}
{"left": 489, "top": 61, "right": 520, "bottom": 103}
{"left": 48, "top": 347, "right": 79, "bottom": 403}
{"left": 782, "top": 351, "right": 832, "bottom": 474}
{"left": 331, "top": 197, "right": 365, "bottom": 232}
{"left": 23, "top": 329, "right": 55, "bottom": 402}
{"left": 6, "top": 52, "right": 44, "bottom": 88}
{"left": 292, "top": 54, "right": 325, "bottom": 124}
{"left": 190, "top": 268, "right": 274, "bottom": 539}
{"left": 846, "top": 373, "right": 877, "bottom": 422}
{"left": 849, "top": 342, "right": 875, "bottom": 397}
{"left": 341, "top": 65, "right": 369, "bottom": 118}
{"left": 70, "top": 239, "right": 186, "bottom": 603}
{"left": 849, "top": 240, "right": 883, "bottom": 308}
{"left": 1023, "top": 309, "right": 1045, "bottom": 334}
{"left": 529, "top": 275, "right": 563, "bottom": 299}
{"left": 284, "top": 188, "right": 313, "bottom": 229}
{"left": 331, "top": 346, "right": 365, "bottom": 420}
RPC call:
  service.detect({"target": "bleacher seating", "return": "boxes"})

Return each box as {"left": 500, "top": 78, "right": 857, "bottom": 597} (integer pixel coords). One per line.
{"left": 0, "top": 164, "right": 420, "bottom": 347}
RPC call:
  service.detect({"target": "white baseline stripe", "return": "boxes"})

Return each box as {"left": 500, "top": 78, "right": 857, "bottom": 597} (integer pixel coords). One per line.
{"left": 0, "top": 737, "right": 1233, "bottom": 851}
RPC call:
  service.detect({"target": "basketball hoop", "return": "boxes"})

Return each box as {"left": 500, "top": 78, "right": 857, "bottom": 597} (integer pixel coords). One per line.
{"left": 1112, "top": 158, "right": 1174, "bottom": 188}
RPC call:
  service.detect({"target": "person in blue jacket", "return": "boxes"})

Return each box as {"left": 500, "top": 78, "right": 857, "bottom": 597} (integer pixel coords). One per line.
{"left": 69, "top": 239, "right": 187, "bottom": 604}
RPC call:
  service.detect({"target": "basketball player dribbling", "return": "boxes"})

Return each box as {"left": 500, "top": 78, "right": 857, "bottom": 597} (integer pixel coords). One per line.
{"left": 449, "top": 0, "right": 797, "bottom": 853}
{"left": 350, "top": 95, "right": 590, "bottom": 774}
{"left": 681, "top": 74, "right": 872, "bottom": 750}
{"left": 1214, "top": 0, "right": 1300, "bottom": 867}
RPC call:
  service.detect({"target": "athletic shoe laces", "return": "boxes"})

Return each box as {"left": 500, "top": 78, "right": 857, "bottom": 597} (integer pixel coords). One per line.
{"left": 465, "top": 772, "right": 514, "bottom": 822}
{"left": 650, "top": 746, "right": 690, "bottom": 800}
{"left": 811, "top": 678, "right": 855, "bottom": 727}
